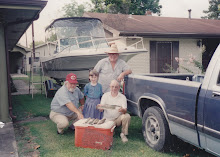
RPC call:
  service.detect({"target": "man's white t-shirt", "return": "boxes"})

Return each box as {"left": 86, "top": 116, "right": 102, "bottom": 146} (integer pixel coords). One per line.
{"left": 100, "top": 92, "right": 127, "bottom": 121}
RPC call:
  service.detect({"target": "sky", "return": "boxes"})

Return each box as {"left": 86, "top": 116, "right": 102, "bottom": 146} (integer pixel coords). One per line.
{"left": 18, "top": 0, "right": 210, "bottom": 47}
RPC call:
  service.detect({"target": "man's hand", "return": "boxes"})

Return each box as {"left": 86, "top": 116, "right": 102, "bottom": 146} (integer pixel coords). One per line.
{"left": 97, "top": 104, "right": 104, "bottom": 112}
{"left": 66, "top": 102, "right": 84, "bottom": 119}
{"left": 78, "top": 105, "right": 84, "bottom": 112}
{"left": 117, "top": 73, "right": 124, "bottom": 82}
{"left": 77, "top": 112, "right": 84, "bottom": 119}
{"left": 118, "top": 107, "right": 127, "bottom": 114}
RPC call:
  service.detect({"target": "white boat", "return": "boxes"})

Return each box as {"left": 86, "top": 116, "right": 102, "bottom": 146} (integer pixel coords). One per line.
{"left": 42, "top": 17, "right": 147, "bottom": 84}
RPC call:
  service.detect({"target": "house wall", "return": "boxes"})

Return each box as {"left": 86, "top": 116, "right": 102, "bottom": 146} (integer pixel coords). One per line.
{"left": 0, "top": 24, "right": 9, "bottom": 122}
{"left": 105, "top": 29, "right": 113, "bottom": 38}
{"left": 26, "top": 44, "right": 56, "bottom": 71}
{"left": 126, "top": 38, "right": 203, "bottom": 74}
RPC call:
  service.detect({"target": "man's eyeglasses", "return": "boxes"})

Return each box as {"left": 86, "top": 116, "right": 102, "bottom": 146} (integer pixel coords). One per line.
{"left": 110, "top": 86, "right": 119, "bottom": 89}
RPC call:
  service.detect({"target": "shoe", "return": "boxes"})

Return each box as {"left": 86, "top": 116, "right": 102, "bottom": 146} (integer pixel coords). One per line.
{"left": 57, "top": 130, "right": 64, "bottom": 135}
{"left": 68, "top": 125, "right": 75, "bottom": 131}
{"left": 120, "top": 133, "right": 128, "bottom": 143}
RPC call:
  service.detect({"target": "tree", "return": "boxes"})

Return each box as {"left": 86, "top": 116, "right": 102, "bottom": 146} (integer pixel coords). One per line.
{"left": 91, "top": 0, "right": 162, "bottom": 15}
{"left": 29, "top": 41, "right": 44, "bottom": 48}
{"left": 46, "top": 32, "right": 57, "bottom": 42}
{"left": 91, "top": 0, "right": 106, "bottom": 13}
{"left": 202, "top": 0, "right": 220, "bottom": 19}
{"left": 62, "top": 0, "right": 91, "bottom": 17}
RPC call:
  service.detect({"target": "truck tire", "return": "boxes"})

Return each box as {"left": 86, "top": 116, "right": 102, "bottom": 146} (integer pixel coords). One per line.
{"left": 142, "top": 106, "right": 170, "bottom": 151}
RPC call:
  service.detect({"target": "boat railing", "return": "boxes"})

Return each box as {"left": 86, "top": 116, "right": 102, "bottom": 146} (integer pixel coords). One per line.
{"left": 55, "top": 36, "right": 145, "bottom": 53}
{"left": 58, "top": 36, "right": 108, "bottom": 52}
{"left": 106, "top": 36, "right": 145, "bottom": 49}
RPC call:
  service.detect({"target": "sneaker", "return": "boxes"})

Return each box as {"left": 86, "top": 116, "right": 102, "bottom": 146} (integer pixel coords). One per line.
{"left": 120, "top": 133, "right": 128, "bottom": 143}
{"left": 68, "top": 125, "right": 75, "bottom": 131}
{"left": 57, "top": 130, "right": 64, "bottom": 135}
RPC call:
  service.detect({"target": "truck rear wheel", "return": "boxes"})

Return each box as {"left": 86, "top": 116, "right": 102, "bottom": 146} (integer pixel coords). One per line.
{"left": 142, "top": 106, "right": 170, "bottom": 151}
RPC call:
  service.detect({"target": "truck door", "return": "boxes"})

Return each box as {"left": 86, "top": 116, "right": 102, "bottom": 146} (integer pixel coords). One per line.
{"left": 203, "top": 59, "right": 220, "bottom": 156}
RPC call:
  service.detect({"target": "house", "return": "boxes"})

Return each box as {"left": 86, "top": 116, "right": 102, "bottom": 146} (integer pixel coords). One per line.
{"left": 84, "top": 12, "right": 220, "bottom": 74}
{"left": 0, "top": 0, "right": 47, "bottom": 122}
{"left": 26, "top": 42, "right": 56, "bottom": 72}
{"left": 9, "top": 44, "right": 31, "bottom": 74}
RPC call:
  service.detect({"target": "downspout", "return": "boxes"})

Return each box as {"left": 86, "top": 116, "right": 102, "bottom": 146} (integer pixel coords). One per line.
{"left": 5, "top": 14, "right": 40, "bottom": 120}
{"left": 4, "top": 26, "right": 16, "bottom": 120}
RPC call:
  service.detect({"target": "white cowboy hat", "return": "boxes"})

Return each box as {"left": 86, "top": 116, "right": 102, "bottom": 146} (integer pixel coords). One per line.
{"left": 105, "top": 44, "right": 120, "bottom": 54}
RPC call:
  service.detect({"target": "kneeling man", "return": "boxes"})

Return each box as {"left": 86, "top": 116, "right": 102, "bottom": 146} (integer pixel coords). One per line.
{"left": 49, "top": 73, "right": 84, "bottom": 134}
{"left": 98, "top": 80, "right": 131, "bottom": 143}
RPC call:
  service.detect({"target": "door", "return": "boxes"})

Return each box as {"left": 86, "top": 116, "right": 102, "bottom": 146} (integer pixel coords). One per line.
{"left": 203, "top": 60, "right": 220, "bottom": 156}
{"left": 157, "top": 42, "right": 171, "bottom": 73}
{"left": 150, "top": 41, "right": 179, "bottom": 73}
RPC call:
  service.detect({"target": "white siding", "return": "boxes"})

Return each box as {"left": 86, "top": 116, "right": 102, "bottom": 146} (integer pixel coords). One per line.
{"left": 127, "top": 38, "right": 203, "bottom": 74}
{"left": 26, "top": 43, "right": 56, "bottom": 72}
{"left": 127, "top": 38, "right": 149, "bottom": 74}
{"left": 178, "top": 39, "right": 203, "bottom": 74}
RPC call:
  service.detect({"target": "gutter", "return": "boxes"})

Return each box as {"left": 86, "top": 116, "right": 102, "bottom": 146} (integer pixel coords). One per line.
{"left": 4, "top": 26, "right": 16, "bottom": 120}
{"left": 119, "top": 32, "right": 220, "bottom": 39}
{"left": 0, "top": 0, "right": 47, "bottom": 8}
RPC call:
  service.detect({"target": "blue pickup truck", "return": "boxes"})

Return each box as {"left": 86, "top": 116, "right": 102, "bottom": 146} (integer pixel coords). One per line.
{"left": 124, "top": 44, "right": 220, "bottom": 156}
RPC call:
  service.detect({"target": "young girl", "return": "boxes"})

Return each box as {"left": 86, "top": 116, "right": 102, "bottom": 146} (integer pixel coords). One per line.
{"left": 83, "top": 69, "right": 103, "bottom": 119}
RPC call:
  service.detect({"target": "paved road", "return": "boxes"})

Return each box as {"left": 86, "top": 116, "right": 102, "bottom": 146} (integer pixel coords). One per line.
{"left": 12, "top": 80, "right": 38, "bottom": 95}
{"left": 0, "top": 122, "right": 18, "bottom": 157}
{"left": 0, "top": 78, "right": 38, "bottom": 157}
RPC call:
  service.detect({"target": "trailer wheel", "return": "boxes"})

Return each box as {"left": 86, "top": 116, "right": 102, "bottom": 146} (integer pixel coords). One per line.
{"left": 142, "top": 106, "right": 170, "bottom": 151}
{"left": 45, "top": 80, "right": 53, "bottom": 98}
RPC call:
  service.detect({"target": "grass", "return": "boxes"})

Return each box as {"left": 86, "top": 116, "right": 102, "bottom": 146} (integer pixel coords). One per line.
{"left": 12, "top": 73, "right": 56, "bottom": 95}
{"left": 12, "top": 94, "right": 215, "bottom": 157}
{"left": 12, "top": 94, "right": 52, "bottom": 121}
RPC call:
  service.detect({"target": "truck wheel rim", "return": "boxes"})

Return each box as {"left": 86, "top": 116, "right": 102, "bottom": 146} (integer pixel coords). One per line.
{"left": 145, "top": 115, "right": 160, "bottom": 145}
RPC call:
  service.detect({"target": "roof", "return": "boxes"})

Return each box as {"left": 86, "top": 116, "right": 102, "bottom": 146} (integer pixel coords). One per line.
{"left": 84, "top": 12, "right": 220, "bottom": 38}
{"left": 0, "top": 0, "right": 47, "bottom": 50}
{"left": 35, "top": 42, "right": 56, "bottom": 49}
{"left": 11, "top": 44, "right": 31, "bottom": 55}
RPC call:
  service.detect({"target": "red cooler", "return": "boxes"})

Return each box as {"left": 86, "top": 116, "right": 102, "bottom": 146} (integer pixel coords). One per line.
{"left": 74, "top": 119, "right": 115, "bottom": 150}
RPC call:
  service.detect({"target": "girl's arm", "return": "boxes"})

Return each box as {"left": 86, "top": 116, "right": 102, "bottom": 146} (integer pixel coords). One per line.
{"left": 84, "top": 84, "right": 89, "bottom": 96}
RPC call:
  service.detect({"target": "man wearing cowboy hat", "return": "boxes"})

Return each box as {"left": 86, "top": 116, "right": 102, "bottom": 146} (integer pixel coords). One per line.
{"left": 94, "top": 44, "right": 132, "bottom": 93}
{"left": 49, "top": 73, "right": 85, "bottom": 134}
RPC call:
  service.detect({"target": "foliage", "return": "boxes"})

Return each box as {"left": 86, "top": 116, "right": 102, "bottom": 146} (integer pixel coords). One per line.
{"left": 163, "top": 63, "right": 177, "bottom": 73}
{"left": 29, "top": 41, "right": 44, "bottom": 48}
{"left": 202, "top": 0, "right": 220, "bottom": 19}
{"left": 62, "top": 0, "right": 91, "bottom": 17}
{"left": 91, "top": 0, "right": 162, "bottom": 15}
{"left": 62, "top": 0, "right": 162, "bottom": 16}
{"left": 163, "top": 54, "right": 204, "bottom": 74}
{"left": 128, "top": 0, "right": 161, "bottom": 15}
{"left": 91, "top": 0, "right": 106, "bottom": 13}
{"left": 104, "top": 0, "right": 131, "bottom": 14}
{"left": 46, "top": 32, "right": 57, "bottom": 42}
{"left": 175, "top": 54, "right": 205, "bottom": 74}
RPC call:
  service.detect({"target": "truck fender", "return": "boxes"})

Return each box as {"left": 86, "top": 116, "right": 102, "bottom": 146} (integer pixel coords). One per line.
{"left": 137, "top": 93, "right": 169, "bottom": 123}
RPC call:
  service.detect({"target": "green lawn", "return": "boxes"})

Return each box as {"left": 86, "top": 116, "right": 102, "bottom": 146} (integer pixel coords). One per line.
{"left": 12, "top": 94, "right": 215, "bottom": 157}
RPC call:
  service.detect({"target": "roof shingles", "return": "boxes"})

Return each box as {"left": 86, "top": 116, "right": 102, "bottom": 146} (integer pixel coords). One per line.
{"left": 84, "top": 12, "right": 220, "bottom": 38}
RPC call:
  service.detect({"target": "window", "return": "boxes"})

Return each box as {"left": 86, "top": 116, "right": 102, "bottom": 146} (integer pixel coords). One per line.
{"left": 150, "top": 41, "right": 179, "bottom": 73}
{"left": 29, "top": 57, "right": 39, "bottom": 64}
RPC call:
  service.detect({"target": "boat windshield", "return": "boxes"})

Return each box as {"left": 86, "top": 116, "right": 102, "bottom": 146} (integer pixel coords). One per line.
{"left": 46, "top": 18, "right": 108, "bottom": 52}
